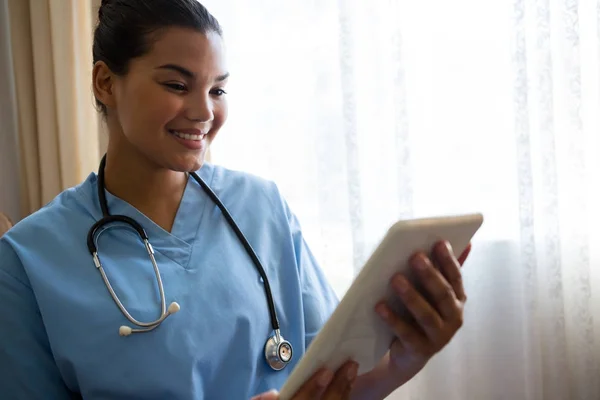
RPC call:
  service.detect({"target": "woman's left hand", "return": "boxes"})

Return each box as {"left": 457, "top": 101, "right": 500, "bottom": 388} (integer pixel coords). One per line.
{"left": 375, "top": 241, "right": 471, "bottom": 377}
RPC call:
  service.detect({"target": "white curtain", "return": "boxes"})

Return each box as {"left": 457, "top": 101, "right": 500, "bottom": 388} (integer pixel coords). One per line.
{"left": 204, "top": 0, "right": 599, "bottom": 398}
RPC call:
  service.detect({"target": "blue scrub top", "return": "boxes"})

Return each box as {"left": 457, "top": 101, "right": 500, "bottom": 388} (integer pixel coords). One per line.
{"left": 0, "top": 163, "right": 339, "bottom": 399}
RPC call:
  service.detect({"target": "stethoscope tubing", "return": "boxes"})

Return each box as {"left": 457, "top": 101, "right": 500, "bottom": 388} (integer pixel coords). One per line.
{"left": 89, "top": 155, "right": 281, "bottom": 333}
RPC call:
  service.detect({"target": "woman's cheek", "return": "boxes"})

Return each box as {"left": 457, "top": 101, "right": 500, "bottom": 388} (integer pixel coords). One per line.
{"left": 146, "top": 94, "right": 184, "bottom": 127}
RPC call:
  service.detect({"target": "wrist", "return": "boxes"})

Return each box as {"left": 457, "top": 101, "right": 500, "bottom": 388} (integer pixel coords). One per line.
{"left": 350, "top": 353, "right": 426, "bottom": 400}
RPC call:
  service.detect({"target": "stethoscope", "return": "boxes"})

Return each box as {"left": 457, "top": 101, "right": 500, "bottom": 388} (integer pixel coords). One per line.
{"left": 86, "top": 155, "right": 293, "bottom": 371}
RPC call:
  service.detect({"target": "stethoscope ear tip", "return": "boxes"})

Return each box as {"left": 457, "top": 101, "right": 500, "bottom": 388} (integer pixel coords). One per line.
{"left": 119, "top": 326, "right": 133, "bottom": 336}
{"left": 168, "top": 302, "right": 181, "bottom": 314}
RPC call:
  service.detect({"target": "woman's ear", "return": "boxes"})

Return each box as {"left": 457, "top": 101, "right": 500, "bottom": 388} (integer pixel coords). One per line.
{"left": 92, "top": 61, "right": 116, "bottom": 111}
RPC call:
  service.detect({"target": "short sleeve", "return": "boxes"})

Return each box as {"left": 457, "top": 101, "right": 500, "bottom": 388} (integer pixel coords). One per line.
{"left": 285, "top": 209, "right": 339, "bottom": 350}
{"left": 0, "top": 238, "right": 73, "bottom": 399}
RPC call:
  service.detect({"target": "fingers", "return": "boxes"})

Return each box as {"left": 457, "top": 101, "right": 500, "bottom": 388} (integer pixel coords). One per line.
{"left": 289, "top": 368, "right": 333, "bottom": 399}
{"left": 408, "top": 251, "right": 463, "bottom": 323}
{"left": 321, "top": 361, "right": 358, "bottom": 399}
{"left": 376, "top": 301, "right": 432, "bottom": 357}
{"left": 432, "top": 241, "right": 467, "bottom": 302}
{"left": 290, "top": 361, "right": 357, "bottom": 400}
{"left": 390, "top": 273, "right": 447, "bottom": 338}
{"left": 376, "top": 241, "right": 469, "bottom": 353}
{"left": 251, "top": 389, "right": 279, "bottom": 400}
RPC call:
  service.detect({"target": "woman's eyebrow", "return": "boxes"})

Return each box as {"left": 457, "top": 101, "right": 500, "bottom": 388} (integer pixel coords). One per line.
{"left": 215, "top": 72, "right": 230, "bottom": 82}
{"left": 155, "top": 65, "right": 229, "bottom": 83}
{"left": 156, "top": 64, "right": 195, "bottom": 79}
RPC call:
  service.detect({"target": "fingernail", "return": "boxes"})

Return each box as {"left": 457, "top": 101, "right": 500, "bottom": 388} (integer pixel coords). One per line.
{"left": 415, "top": 254, "right": 428, "bottom": 270}
{"left": 376, "top": 303, "right": 390, "bottom": 319}
{"left": 444, "top": 240, "right": 454, "bottom": 254}
{"left": 347, "top": 363, "right": 358, "bottom": 381}
{"left": 394, "top": 277, "right": 410, "bottom": 293}
{"left": 318, "top": 369, "right": 333, "bottom": 387}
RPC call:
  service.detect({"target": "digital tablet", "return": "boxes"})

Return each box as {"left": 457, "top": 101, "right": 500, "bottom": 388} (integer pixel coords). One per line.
{"left": 278, "top": 213, "right": 484, "bottom": 399}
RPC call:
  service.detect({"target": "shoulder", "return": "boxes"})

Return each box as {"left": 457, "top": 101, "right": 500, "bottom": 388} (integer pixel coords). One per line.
{"left": 200, "top": 163, "right": 292, "bottom": 219}
{"left": 1, "top": 174, "right": 98, "bottom": 275}
{"left": 5, "top": 174, "right": 97, "bottom": 241}
{"left": 202, "top": 163, "right": 284, "bottom": 201}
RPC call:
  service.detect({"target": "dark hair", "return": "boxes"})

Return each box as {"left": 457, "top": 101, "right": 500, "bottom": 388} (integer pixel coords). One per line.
{"left": 93, "top": 0, "right": 222, "bottom": 114}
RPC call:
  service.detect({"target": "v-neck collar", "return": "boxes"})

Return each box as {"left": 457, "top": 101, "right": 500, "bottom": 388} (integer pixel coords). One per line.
{"left": 82, "top": 164, "right": 216, "bottom": 268}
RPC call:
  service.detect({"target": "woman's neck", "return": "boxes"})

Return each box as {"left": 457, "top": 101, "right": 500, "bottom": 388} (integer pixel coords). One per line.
{"left": 102, "top": 142, "right": 188, "bottom": 233}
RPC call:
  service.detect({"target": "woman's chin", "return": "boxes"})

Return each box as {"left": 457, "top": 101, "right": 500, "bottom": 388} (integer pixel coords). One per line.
{"left": 165, "top": 153, "right": 205, "bottom": 173}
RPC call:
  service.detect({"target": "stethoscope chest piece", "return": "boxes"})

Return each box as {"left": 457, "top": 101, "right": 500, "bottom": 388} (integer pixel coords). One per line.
{"left": 264, "top": 329, "right": 293, "bottom": 371}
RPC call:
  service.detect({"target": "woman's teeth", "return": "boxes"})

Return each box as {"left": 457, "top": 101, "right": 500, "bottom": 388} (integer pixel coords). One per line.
{"left": 170, "top": 130, "right": 205, "bottom": 141}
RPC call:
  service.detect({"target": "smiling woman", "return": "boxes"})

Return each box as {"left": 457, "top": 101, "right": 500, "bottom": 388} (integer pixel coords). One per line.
{"left": 93, "top": 23, "right": 228, "bottom": 176}
{"left": 0, "top": 1, "right": 477, "bottom": 399}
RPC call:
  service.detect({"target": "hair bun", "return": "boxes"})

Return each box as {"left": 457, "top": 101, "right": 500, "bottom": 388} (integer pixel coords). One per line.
{"left": 98, "top": 0, "right": 112, "bottom": 21}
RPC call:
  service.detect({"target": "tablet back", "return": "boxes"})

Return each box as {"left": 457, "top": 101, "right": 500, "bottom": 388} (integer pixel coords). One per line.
{"left": 278, "top": 213, "right": 484, "bottom": 399}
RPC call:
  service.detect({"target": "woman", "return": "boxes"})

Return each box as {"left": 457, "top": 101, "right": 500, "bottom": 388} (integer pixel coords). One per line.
{"left": 0, "top": 1, "right": 471, "bottom": 399}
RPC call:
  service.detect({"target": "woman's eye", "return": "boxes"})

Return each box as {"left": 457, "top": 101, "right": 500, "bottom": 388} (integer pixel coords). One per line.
{"left": 211, "top": 88, "right": 227, "bottom": 96}
{"left": 165, "top": 83, "right": 187, "bottom": 92}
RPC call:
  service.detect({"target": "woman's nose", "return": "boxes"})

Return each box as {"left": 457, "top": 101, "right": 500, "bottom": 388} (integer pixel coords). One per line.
{"left": 186, "top": 95, "right": 214, "bottom": 123}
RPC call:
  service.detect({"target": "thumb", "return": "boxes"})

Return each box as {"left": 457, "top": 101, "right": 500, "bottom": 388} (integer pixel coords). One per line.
{"left": 251, "top": 389, "right": 279, "bottom": 400}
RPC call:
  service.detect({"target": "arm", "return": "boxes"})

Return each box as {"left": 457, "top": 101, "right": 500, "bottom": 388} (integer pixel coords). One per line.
{"left": 0, "top": 239, "right": 74, "bottom": 399}
{"left": 287, "top": 212, "right": 339, "bottom": 350}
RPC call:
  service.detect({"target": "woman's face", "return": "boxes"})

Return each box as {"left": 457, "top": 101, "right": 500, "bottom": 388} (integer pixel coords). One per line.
{"left": 105, "top": 27, "right": 229, "bottom": 172}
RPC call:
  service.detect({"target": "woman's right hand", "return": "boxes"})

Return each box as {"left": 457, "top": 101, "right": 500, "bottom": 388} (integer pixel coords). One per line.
{"left": 250, "top": 361, "right": 359, "bottom": 400}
